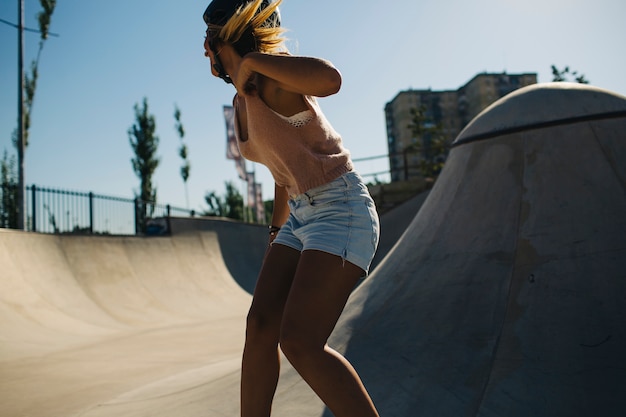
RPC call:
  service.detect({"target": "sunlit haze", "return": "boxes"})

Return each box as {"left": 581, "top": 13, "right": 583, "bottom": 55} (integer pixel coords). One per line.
{"left": 1, "top": 0, "right": 624, "bottom": 212}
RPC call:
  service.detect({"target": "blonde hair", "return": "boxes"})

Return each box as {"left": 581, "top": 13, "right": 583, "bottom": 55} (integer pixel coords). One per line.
{"left": 211, "top": 0, "right": 287, "bottom": 54}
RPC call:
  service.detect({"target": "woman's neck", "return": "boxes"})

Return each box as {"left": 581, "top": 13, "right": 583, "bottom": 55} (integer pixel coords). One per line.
{"left": 219, "top": 46, "right": 242, "bottom": 84}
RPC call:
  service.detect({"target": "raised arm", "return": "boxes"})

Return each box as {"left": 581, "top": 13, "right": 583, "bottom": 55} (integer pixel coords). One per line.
{"left": 236, "top": 52, "right": 342, "bottom": 98}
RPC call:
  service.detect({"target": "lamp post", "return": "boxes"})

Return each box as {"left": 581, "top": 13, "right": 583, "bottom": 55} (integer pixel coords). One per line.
{"left": 17, "top": 0, "right": 26, "bottom": 230}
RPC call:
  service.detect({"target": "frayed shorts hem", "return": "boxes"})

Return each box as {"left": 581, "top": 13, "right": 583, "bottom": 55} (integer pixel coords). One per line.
{"left": 271, "top": 241, "right": 373, "bottom": 276}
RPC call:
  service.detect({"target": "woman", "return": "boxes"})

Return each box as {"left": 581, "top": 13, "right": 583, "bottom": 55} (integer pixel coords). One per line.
{"left": 203, "top": 1, "right": 380, "bottom": 416}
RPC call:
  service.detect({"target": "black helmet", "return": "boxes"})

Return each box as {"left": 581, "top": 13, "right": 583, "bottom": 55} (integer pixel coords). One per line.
{"left": 203, "top": 0, "right": 280, "bottom": 83}
{"left": 203, "top": 0, "right": 280, "bottom": 29}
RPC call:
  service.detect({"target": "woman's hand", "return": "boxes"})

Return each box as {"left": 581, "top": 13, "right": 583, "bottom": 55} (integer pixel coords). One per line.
{"left": 233, "top": 55, "right": 258, "bottom": 96}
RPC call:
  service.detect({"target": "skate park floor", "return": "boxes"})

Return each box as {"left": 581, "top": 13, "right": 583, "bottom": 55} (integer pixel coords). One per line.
{"left": 0, "top": 193, "right": 426, "bottom": 417}
{"left": 2, "top": 82, "right": 626, "bottom": 416}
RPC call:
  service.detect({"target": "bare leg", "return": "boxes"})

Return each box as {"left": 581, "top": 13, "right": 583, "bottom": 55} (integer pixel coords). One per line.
{"left": 241, "top": 243, "right": 301, "bottom": 417}
{"left": 279, "top": 250, "right": 380, "bottom": 417}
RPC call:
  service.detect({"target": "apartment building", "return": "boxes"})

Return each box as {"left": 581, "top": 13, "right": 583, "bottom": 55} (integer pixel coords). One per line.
{"left": 385, "top": 72, "right": 537, "bottom": 181}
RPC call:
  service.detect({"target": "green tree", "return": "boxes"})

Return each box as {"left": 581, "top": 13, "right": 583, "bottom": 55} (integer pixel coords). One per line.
{"left": 174, "top": 104, "right": 191, "bottom": 209}
{"left": 204, "top": 181, "right": 244, "bottom": 220}
{"left": 551, "top": 65, "right": 589, "bottom": 84}
{"left": 263, "top": 199, "right": 273, "bottom": 224}
{"left": 0, "top": 150, "right": 18, "bottom": 229}
{"left": 13, "top": 0, "right": 57, "bottom": 149}
{"left": 128, "top": 97, "right": 160, "bottom": 231}
{"left": 406, "top": 105, "right": 448, "bottom": 179}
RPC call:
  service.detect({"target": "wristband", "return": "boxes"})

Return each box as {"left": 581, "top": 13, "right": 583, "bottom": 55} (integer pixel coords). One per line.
{"left": 269, "top": 225, "right": 281, "bottom": 236}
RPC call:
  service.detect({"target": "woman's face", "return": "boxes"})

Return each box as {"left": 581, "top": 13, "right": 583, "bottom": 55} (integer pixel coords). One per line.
{"left": 204, "top": 30, "right": 220, "bottom": 78}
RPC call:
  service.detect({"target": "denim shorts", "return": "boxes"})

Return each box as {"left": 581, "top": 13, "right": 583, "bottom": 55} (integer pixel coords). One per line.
{"left": 273, "top": 171, "right": 380, "bottom": 275}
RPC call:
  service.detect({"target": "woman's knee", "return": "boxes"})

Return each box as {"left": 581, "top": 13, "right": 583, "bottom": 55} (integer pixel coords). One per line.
{"left": 245, "top": 307, "right": 282, "bottom": 346}
{"left": 279, "top": 322, "right": 323, "bottom": 366}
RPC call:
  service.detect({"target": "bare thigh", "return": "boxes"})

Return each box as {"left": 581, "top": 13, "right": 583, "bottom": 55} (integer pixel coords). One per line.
{"left": 246, "top": 243, "right": 301, "bottom": 340}
{"left": 280, "top": 250, "right": 363, "bottom": 348}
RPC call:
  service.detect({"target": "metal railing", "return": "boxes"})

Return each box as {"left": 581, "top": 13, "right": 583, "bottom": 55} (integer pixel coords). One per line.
{"left": 0, "top": 151, "right": 447, "bottom": 236}
{"left": 1, "top": 183, "right": 195, "bottom": 235}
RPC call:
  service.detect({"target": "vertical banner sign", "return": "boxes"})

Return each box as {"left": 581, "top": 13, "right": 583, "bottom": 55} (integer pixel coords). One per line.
{"left": 255, "top": 183, "right": 265, "bottom": 222}
{"left": 223, "top": 105, "right": 247, "bottom": 180}
{"left": 246, "top": 172, "right": 256, "bottom": 208}
{"left": 224, "top": 105, "right": 263, "bottom": 223}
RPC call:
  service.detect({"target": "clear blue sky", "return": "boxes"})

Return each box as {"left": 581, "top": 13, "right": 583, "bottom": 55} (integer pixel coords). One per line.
{"left": 1, "top": 0, "right": 625, "bottom": 213}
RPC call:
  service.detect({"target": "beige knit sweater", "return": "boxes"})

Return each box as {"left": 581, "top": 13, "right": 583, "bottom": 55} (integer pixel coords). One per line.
{"left": 234, "top": 93, "right": 353, "bottom": 196}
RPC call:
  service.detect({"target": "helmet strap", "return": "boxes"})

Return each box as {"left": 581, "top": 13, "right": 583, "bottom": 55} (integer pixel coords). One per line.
{"left": 209, "top": 39, "right": 233, "bottom": 84}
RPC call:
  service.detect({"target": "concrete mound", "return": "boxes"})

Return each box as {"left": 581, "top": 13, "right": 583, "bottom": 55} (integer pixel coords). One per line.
{"left": 315, "top": 82, "right": 626, "bottom": 416}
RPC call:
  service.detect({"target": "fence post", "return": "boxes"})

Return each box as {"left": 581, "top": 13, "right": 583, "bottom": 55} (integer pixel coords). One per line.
{"left": 31, "top": 185, "right": 37, "bottom": 232}
{"left": 134, "top": 198, "right": 139, "bottom": 235}
{"left": 88, "top": 192, "right": 94, "bottom": 234}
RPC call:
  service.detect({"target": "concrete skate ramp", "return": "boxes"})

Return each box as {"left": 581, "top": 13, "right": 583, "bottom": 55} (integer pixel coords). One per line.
{"left": 312, "top": 82, "right": 625, "bottom": 416}
{"left": 370, "top": 190, "right": 430, "bottom": 270}
{"left": 2, "top": 82, "right": 625, "bottom": 417}
{"left": 168, "top": 217, "right": 269, "bottom": 293}
{"left": 0, "top": 229, "right": 256, "bottom": 417}
{"left": 0, "top": 195, "right": 421, "bottom": 417}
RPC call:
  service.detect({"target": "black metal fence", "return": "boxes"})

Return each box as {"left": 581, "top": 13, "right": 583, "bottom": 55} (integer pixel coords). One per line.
{"left": 0, "top": 151, "right": 446, "bottom": 235}
{"left": 0, "top": 184, "right": 195, "bottom": 235}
